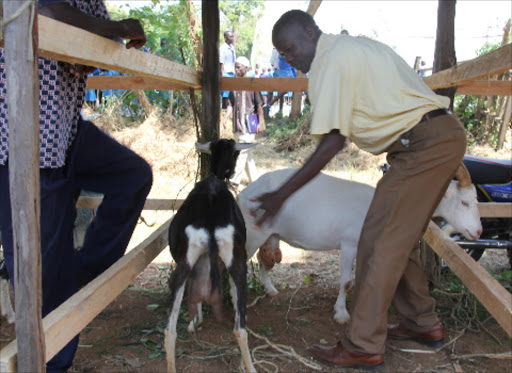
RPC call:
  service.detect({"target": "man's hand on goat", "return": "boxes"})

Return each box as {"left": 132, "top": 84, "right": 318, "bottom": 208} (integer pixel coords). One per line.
{"left": 249, "top": 190, "right": 285, "bottom": 227}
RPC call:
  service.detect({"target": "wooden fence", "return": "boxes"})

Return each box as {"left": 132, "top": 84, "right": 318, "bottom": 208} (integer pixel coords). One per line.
{"left": 1, "top": 10, "right": 511, "bottom": 372}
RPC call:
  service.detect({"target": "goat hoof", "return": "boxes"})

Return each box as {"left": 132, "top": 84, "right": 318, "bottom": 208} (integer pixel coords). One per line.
{"left": 334, "top": 312, "right": 350, "bottom": 325}
{"left": 266, "top": 289, "right": 279, "bottom": 297}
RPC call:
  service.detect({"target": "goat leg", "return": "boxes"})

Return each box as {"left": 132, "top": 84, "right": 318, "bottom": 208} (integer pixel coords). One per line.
{"left": 228, "top": 265, "right": 256, "bottom": 373}
{"left": 165, "top": 264, "right": 190, "bottom": 373}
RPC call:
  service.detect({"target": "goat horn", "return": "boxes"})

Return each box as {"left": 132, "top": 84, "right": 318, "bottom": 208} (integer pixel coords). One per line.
{"left": 195, "top": 142, "right": 211, "bottom": 154}
{"left": 235, "top": 143, "right": 258, "bottom": 151}
{"left": 454, "top": 163, "right": 472, "bottom": 188}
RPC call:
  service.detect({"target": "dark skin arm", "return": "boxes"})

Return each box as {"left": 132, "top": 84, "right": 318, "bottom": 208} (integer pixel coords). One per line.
{"left": 39, "top": 2, "right": 146, "bottom": 76}
{"left": 251, "top": 129, "right": 346, "bottom": 226}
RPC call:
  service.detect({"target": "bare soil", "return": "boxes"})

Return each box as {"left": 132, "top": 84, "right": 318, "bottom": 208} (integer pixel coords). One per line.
{"left": 1, "top": 110, "right": 511, "bottom": 372}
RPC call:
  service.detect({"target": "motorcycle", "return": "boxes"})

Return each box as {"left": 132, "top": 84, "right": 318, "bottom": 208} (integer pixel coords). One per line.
{"left": 380, "top": 154, "right": 512, "bottom": 266}
{"left": 452, "top": 155, "right": 512, "bottom": 266}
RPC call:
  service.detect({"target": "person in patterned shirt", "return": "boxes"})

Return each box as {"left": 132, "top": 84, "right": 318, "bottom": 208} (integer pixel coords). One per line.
{"left": 0, "top": 1, "right": 152, "bottom": 371}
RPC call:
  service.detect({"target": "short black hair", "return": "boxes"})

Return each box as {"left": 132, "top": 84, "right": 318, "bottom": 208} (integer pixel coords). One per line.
{"left": 224, "top": 31, "right": 233, "bottom": 37}
{"left": 272, "top": 10, "right": 320, "bottom": 44}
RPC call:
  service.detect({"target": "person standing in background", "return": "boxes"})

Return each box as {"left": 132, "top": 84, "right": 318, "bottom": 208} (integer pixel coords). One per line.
{"left": 222, "top": 57, "right": 264, "bottom": 192}
{"left": 219, "top": 30, "right": 236, "bottom": 109}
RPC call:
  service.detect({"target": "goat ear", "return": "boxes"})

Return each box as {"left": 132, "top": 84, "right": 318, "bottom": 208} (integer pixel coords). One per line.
{"left": 235, "top": 143, "right": 257, "bottom": 151}
{"left": 195, "top": 142, "right": 211, "bottom": 154}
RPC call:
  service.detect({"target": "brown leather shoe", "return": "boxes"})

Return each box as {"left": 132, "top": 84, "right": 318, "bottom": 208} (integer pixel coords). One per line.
{"left": 387, "top": 322, "right": 445, "bottom": 348}
{"left": 309, "top": 341, "right": 384, "bottom": 370}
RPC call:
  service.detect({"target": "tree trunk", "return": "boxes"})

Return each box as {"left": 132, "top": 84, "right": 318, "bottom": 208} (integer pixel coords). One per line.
{"left": 200, "top": 0, "right": 220, "bottom": 178}
{"left": 433, "top": 0, "right": 457, "bottom": 110}
{"left": 424, "top": 0, "right": 457, "bottom": 281}
{"left": 184, "top": 1, "right": 203, "bottom": 68}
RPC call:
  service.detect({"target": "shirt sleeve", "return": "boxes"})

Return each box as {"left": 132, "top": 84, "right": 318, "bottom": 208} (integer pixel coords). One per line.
{"left": 309, "top": 52, "right": 359, "bottom": 139}
{"left": 219, "top": 45, "right": 226, "bottom": 64}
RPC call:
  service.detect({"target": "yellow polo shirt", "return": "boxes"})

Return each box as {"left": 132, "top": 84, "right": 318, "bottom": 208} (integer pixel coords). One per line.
{"left": 308, "top": 34, "right": 450, "bottom": 155}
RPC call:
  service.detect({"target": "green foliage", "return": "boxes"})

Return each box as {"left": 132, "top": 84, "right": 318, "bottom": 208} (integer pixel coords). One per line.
{"left": 219, "top": 0, "right": 265, "bottom": 59}
{"left": 454, "top": 41, "right": 502, "bottom": 146}
{"left": 104, "top": 1, "right": 200, "bottom": 119}
{"left": 265, "top": 108, "right": 312, "bottom": 152}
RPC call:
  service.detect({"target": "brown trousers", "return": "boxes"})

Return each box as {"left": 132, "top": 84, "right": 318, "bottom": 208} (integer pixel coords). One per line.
{"left": 342, "top": 114, "right": 467, "bottom": 354}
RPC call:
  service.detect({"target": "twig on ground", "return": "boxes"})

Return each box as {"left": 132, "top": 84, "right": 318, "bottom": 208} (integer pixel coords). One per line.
{"left": 452, "top": 352, "right": 512, "bottom": 360}
{"left": 478, "top": 320, "right": 502, "bottom": 345}
{"left": 286, "top": 282, "right": 302, "bottom": 334}
{"left": 248, "top": 294, "right": 266, "bottom": 308}
{"left": 247, "top": 326, "right": 323, "bottom": 371}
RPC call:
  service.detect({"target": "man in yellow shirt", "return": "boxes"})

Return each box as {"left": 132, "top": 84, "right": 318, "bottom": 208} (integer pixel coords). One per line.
{"left": 252, "top": 10, "right": 466, "bottom": 370}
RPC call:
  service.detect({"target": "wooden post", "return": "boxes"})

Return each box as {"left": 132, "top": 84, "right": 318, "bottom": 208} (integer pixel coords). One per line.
{"left": 433, "top": 0, "right": 457, "bottom": 109}
{"left": 3, "top": 2, "right": 46, "bottom": 372}
{"left": 200, "top": 0, "right": 220, "bottom": 178}
{"left": 497, "top": 97, "right": 511, "bottom": 150}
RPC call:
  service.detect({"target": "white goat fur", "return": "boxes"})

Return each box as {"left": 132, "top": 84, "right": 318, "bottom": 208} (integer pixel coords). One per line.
{"left": 237, "top": 168, "right": 482, "bottom": 324}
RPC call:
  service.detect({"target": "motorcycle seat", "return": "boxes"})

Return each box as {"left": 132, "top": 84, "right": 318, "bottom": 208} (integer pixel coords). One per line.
{"left": 463, "top": 155, "right": 512, "bottom": 185}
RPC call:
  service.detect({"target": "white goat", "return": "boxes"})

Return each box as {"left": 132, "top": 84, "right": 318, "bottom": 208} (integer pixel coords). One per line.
{"left": 165, "top": 139, "right": 256, "bottom": 373}
{"left": 237, "top": 165, "right": 482, "bottom": 324}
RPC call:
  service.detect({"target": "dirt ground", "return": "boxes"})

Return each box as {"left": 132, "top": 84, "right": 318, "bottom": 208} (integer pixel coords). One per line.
{"left": 2, "top": 247, "right": 510, "bottom": 372}
{"left": 1, "top": 112, "right": 511, "bottom": 372}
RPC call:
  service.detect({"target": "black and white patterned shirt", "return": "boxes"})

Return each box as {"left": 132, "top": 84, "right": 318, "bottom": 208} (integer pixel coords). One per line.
{"left": 0, "top": 0, "right": 109, "bottom": 168}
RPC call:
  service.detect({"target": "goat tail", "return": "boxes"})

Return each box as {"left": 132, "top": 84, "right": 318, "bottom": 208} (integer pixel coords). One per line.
{"left": 208, "top": 233, "right": 222, "bottom": 294}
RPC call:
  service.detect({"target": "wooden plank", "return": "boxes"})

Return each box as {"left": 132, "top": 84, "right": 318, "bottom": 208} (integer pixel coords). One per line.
{"left": 2, "top": 2, "right": 46, "bottom": 372}
{"left": 457, "top": 80, "right": 512, "bottom": 96}
{"left": 0, "top": 219, "right": 172, "bottom": 370}
{"left": 86, "top": 76, "right": 192, "bottom": 91}
{"left": 222, "top": 77, "right": 308, "bottom": 92}
{"left": 424, "top": 44, "right": 512, "bottom": 90}
{"left": 424, "top": 222, "right": 512, "bottom": 337}
{"left": 37, "top": 15, "right": 201, "bottom": 89}
{"left": 478, "top": 202, "right": 512, "bottom": 218}
{"left": 86, "top": 76, "right": 309, "bottom": 92}
{"left": 76, "top": 196, "right": 184, "bottom": 211}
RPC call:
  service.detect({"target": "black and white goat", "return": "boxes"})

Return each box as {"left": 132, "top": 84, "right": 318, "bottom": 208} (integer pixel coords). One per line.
{"left": 164, "top": 139, "right": 256, "bottom": 373}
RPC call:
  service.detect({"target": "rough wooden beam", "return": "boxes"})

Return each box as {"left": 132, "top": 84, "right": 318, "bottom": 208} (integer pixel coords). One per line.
{"left": 86, "top": 76, "right": 192, "bottom": 91}
{"left": 222, "top": 77, "right": 308, "bottom": 92}
{"left": 38, "top": 15, "right": 201, "bottom": 88}
{"left": 87, "top": 76, "right": 308, "bottom": 92}
{"left": 456, "top": 80, "right": 512, "bottom": 96}
{"left": 2, "top": 2, "right": 46, "bottom": 372}
{"left": 424, "top": 44, "right": 512, "bottom": 90}
{"left": 424, "top": 222, "right": 512, "bottom": 337}
{"left": 0, "top": 219, "right": 172, "bottom": 371}
{"left": 76, "top": 197, "right": 184, "bottom": 211}
{"left": 478, "top": 202, "right": 512, "bottom": 218}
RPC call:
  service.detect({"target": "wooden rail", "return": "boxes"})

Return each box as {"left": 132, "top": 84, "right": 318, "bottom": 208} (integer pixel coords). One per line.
{"left": 424, "top": 44, "right": 512, "bottom": 90}
{"left": 0, "top": 219, "right": 172, "bottom": 372}
{"left": 37, "top": 15, "right": 201, "bottom": 89}
{"left": 424, "top": 222, "right": 512, "bottom": 337}
{"left": 75, "top": 197, "right": 511, "bottom": 219}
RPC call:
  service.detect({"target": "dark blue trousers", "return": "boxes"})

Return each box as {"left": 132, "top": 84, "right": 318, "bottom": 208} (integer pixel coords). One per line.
{"left": 0, "top": 119, "right": 152, "bottom": 372}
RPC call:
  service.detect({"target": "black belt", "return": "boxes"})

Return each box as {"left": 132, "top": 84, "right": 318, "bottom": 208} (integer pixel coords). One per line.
{"left": 420, "top": 108, "right": 452, "bottom": 123}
